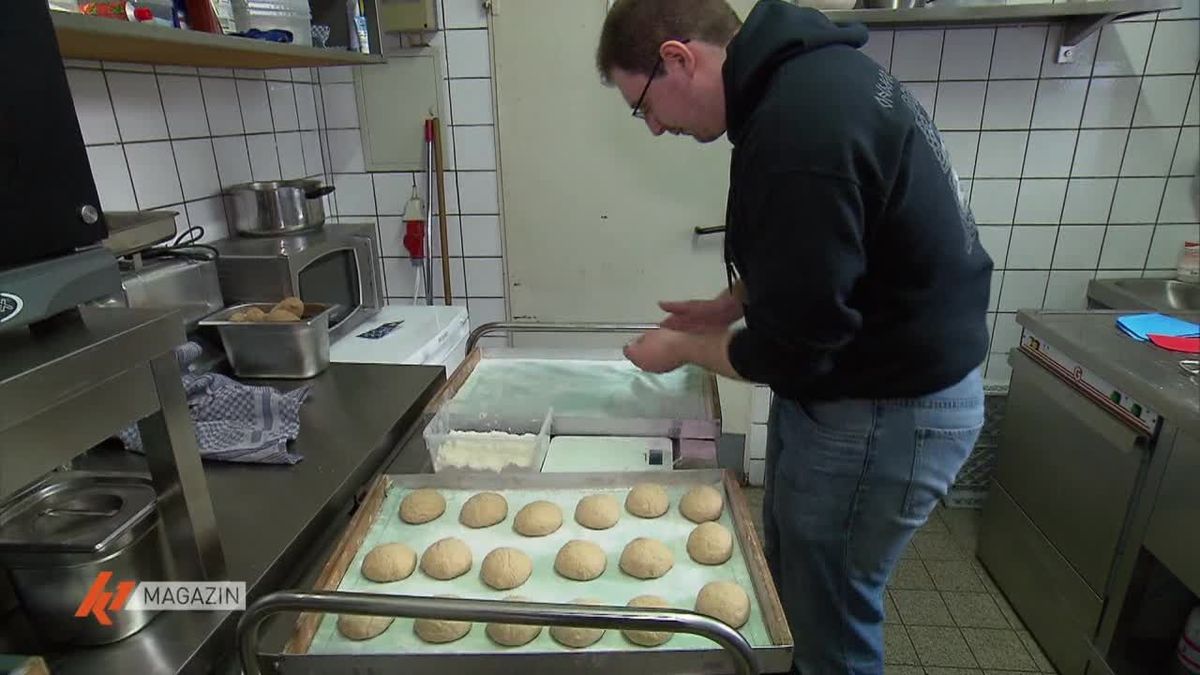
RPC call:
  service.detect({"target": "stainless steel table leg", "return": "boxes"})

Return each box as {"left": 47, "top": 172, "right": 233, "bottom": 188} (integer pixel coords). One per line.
{"left": 137, "top": 352, "right": 225, "bottom": 580}
{"left": 238, "top": 591, "right": 760, "bottom": 675}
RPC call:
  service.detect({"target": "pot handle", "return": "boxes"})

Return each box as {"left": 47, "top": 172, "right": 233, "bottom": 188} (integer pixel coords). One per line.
{"left": 305, "top": 185, "right": 336, "bottom": 199}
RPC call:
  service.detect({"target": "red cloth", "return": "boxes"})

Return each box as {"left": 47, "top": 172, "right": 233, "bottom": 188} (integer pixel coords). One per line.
{"left": 1148, "top": 334, "right": 1200, "bottom": 353}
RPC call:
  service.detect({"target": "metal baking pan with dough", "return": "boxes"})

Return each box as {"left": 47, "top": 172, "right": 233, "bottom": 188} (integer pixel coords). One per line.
{"left": 274, "top": 469, "right": 791, "bottom": 674}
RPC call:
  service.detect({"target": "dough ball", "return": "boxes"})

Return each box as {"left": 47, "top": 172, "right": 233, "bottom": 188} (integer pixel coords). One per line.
{"left": 230, "top": 311, "right": 249, "bottom": 322}
{"left": 486, "top": 595, "right": 542, "bottom": 646}
{"left": 694, "top": 580, "right": 750, "bottom": 628}
{"left": 336, "top": 614, "right": 393, "bottom": 640}
{"left": 686, "top": 522, "right": 734, "bottom": 565}
{"left": 420, "top": 537, "right": 472, "bottom": 580}
{"left": 242, "top": 307, "right": 267, "bottom": 322}
{"left": 481, "top": 547, "right": 533, "bottom": 590}
{"left": 679, "top": 485, "right": 724, "bottom": 523}
{"left": 625, "top": 483, "right": 669, "bottom": 518}
{"left": 554, "top": 540, "right": 607, "bottom": 581}
{"left": 574, "top": 494, "right": 620, "bottom": 530}
{"left": 622, "top": 595, "right": 673, "bottom": 647}
{"left": 413, "top": 596, "right": 471, "bottom": 643}
{"left": 549, "top": 598, "right": 605, "bottom": 648}
{"left": 619, "top": 537, "right": 674, "bottom": 579}
{"left": 361, "top": 542, "right": 417, "bottom": 582}
{"left": 264, "top": 308, "right": 300, "bottom": 322}
{"left": 400, "top": 488, "right": 446, "bottom": 524}
{"left": 460, "top": 491, "right": 508, "bottom": 528}
{"left": 513, "top": 500, "right": 562, "bottom": 537}
{"left": 273, "top": 296, "right": 305, "bottom": 317}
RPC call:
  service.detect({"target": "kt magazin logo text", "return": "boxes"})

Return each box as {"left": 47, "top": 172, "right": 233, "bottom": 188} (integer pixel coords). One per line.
{"left": 75, "top": 572, "right": 245, "bottom": 625}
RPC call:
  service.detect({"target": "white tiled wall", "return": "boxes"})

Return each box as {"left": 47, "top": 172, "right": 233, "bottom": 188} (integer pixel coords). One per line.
{"left": 322, "top": 0, "right": 507, "bottom": 335}
{"left": 62, "top": 0, "right": 504, "bottom": 336}
{"left": 66, "top": 60, "right": 328, "bottom": 244}
{"left": 863, "top": 9, "right": 1200, "bottom": 386}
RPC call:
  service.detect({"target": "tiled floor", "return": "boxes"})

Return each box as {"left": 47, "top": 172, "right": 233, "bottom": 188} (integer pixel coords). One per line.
{"left": 744, "top": 488, "right": 1059, "bottom": 674}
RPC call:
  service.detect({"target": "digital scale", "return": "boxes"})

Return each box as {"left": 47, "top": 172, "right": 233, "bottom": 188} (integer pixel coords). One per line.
{"left": 540, "top": 436, "right": 675, "bottom": 473}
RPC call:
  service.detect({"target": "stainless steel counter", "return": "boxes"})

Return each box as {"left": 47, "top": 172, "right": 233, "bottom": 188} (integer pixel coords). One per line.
{"left": 1016, "top": 310, "right": 1200, "bottom": 431}
{"left": 0, "top": 362, "right": 444, "bottom": 674}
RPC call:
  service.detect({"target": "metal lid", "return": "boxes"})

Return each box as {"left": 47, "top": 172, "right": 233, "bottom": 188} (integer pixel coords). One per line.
{"left": 0, "top": 473, "right": 158, "bottom": 563}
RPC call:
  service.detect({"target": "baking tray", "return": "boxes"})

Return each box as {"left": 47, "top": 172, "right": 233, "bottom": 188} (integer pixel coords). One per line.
{"left": 426, "top": 347, "right": 722, "bottom": 441}
{"left": 276, "top": 469, "right": 791, "bottom": 674}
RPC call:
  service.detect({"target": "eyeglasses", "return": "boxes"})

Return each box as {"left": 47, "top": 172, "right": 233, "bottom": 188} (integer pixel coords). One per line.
{"left": 631, "top": 56, "right": 662, "bottom": 120}
{"left": 631, "top": 40, "right": 688, "bottom": 120}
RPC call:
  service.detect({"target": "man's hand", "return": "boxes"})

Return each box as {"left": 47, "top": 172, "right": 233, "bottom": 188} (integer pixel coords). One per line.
{"left": 659, "top": 287, "right": 744, "bottom": 334}
{"left": 623, "top": 328, "right": 688, "bottom": 373}
{"left": 624, "top": 328, "right": 741, "bottom": 380}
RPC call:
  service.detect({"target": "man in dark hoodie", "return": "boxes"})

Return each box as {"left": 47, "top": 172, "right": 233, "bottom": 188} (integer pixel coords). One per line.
{"left": 598, "top": 0, "right": 992, "bottom": 672}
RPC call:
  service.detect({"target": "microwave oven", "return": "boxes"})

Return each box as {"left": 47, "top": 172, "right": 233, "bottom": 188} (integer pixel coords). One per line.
{"left": 210, "top": 222, "right": 383, "bottom": 340}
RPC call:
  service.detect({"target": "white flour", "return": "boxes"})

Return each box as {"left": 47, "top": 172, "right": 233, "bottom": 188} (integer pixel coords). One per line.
{"left": 433, "top": 431, "right": 539, "bottom": 472}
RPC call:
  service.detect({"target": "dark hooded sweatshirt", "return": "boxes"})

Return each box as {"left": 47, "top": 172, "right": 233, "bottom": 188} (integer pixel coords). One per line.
{"left": 723, "top": 0, "right": 993, "bottom": 401}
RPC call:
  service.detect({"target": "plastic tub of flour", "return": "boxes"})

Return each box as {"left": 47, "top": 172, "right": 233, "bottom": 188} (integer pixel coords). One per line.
{"left": 423, "top": 407, "right": 552, "bottom": 473}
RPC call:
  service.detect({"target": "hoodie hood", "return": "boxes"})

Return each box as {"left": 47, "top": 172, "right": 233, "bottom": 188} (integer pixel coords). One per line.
{"left": 723, "top": 1, "right": 868, "bottom": 143}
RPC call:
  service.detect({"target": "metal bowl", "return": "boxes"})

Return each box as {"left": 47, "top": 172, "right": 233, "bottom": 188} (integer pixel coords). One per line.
{"left": 200, "top": 303, "right": 337, "bottom": 379}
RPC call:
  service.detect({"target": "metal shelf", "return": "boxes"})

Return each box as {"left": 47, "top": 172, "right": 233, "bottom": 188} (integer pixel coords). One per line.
{"left": 52, "top": 12, "right": 382, "bottom": 68}
{"left": 824, "top": 0, "right": 1180, "bottom": 61}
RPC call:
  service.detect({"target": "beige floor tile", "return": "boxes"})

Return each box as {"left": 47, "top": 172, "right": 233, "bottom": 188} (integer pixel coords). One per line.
{"left": 971, "top": 560, "right": 1004, "bottom": 596}
{"left": 921, "top": 512, "right": 952, "bottom": 536}
{"left": 892, "top": 589, "right": 956, "bottom": 627}
{"left": 925, "top": 668, "right": 983, "bottom": 675}
{"left": 891, "top": 558, "right": 936, "bottom": 590}
{"left": 991, "top": 592, "right": 1028, "bottom": 630}
{"left": 913, "top": 531, "right": 968, "bottom": 561}
{"left": 926, "top": 560, "right": 987, "bottom": 593}
{"left": 900, "top": 543, "right": 921, "bottom": 560}
{"left": 943, "top": 592, "right": 1009, "bottom": 629}
{"left": 941, "top": 509, "right": 981, "bottom": 552}
{"left": 884, "top": 666, "right": 924, "bottom": 675}
{"left": 885, "top": 623, "right": 920, "bottom": 665}
{"left": 961, "top": 627, "right": 1037, "bottom": 670}
{"left": 907, "top": 625, "right": 979, "bottom": 668}
{"left": 885, "top": 591, "right": 900, "bottom": 625}
{"left": 1017, "top": 631, "right": 1057, "bottom": 672}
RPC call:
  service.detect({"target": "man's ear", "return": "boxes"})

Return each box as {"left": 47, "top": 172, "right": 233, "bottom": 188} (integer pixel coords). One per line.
{"left": 660, "top": 40, "right": 696, "bottom": 77}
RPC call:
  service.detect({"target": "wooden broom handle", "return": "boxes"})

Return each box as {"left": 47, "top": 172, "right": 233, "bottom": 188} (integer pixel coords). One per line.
{"left": 432, "top": 117, "right": 452, "bottom": 305}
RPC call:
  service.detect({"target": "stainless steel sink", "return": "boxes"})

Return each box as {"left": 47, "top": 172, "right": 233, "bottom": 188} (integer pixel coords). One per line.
{"left": 1087, "top": 278, "right": 1200, "bottom": 312}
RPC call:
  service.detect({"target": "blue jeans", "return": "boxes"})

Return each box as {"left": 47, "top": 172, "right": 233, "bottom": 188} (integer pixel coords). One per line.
{"left": 762, "top": 369, "right": 984, "bottom": 674}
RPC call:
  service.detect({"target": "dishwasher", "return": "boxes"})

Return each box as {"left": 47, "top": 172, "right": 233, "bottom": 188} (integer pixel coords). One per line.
{"left": 978, "top": 343, "right": 1156, "bottom": 675}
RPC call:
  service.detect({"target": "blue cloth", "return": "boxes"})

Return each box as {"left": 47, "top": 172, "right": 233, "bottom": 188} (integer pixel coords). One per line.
{"left": 763, "top": 369, "right": 984, "bottom": 674}
{"left": 119, "top": 343, "right": 309, "bottom": 464}
{"left": 1116, "top": 313, "right": 1200, "bottom": 342}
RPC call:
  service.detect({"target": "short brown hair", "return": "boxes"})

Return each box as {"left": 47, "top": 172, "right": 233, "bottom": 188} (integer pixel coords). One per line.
{"left": 597, "top": 0, "right": 741, "bottom": 82}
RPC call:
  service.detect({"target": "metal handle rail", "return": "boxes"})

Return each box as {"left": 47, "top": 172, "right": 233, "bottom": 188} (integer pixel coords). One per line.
{"left": 694, "top": 226, "right": 726, "bottom": 236}
{"left": 466, "top": 321, "right": 658, "bottom": 352}
{"left": 237, "top": 590, "right": 760, "bottom": 675}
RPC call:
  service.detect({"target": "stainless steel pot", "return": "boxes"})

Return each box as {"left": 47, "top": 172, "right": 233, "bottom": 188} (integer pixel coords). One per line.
{"left": 0, "top": 473, "right": 169, "bottom": 646}
{"left": 226, "top": 179, "right": 335, "bottom": 237}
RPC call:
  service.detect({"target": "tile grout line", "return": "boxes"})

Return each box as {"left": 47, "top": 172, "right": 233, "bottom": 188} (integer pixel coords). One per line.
{"left": 99, "top": 64, "right": 144, "bottom": 212}
{"left": 1039, "top": 22, "right": 1101, "bottom": 307}
{"left": 1095, "top": 18, "right": 1159, "bottom": 275}
{"left": 1142, "top": 70, "right": 1199, "bottom": 272}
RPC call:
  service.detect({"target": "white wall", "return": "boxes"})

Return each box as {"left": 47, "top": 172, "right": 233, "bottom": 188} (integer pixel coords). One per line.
{"left": 322, "top": 0, "right": 507, "bottom": 343}
{"left": 64, "top": 61, "right": 328, "bottom": 244}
